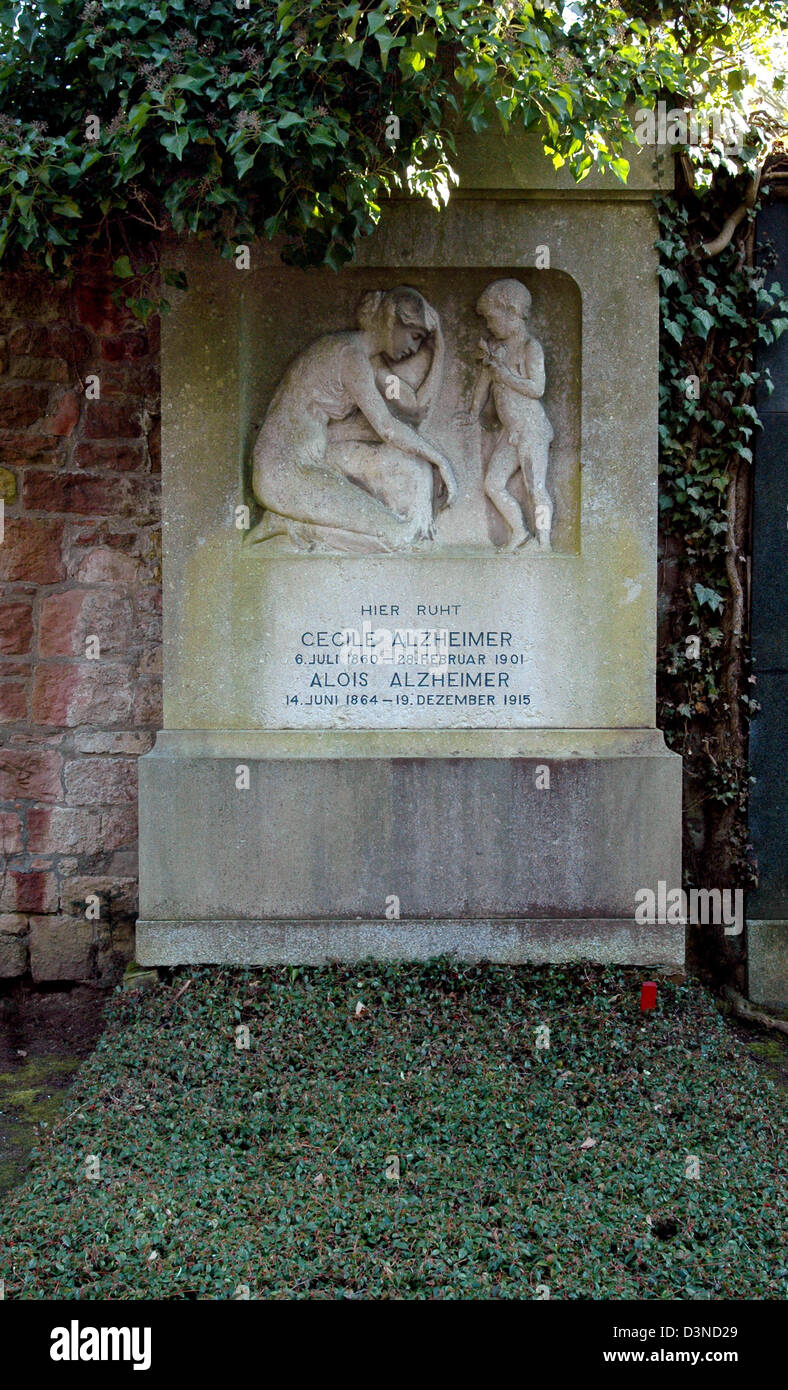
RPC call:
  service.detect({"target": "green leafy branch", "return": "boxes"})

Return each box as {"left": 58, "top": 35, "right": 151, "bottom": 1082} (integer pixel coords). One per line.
{"left": 0, "top": 0, "right": 785, "bottom": 286}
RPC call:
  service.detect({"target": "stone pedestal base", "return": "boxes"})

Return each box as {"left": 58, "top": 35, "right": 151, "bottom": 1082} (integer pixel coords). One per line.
{"left": 747, "top": 921, "right": 788, "bottom": 1007}
{"left": 136, "top": 729, "right": 683, "bottom": 967}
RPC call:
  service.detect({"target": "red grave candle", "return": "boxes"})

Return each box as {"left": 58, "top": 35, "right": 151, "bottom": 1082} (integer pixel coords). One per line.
{"left": 641, "top": 981, "right": 658, "bottom": 1012}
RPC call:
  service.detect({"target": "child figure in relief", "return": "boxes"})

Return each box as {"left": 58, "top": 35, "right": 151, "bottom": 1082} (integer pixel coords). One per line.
{"left": 460, "top": 278, "right": 554, "bottom": 551}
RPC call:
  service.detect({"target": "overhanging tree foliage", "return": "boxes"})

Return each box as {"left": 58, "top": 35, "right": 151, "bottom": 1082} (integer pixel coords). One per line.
{"left": 0, "top": 0, "right": 784, "bottom": 277}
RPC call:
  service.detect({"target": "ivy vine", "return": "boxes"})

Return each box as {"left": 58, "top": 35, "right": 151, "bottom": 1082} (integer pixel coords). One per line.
{"left": 657, "top": 181, "right": 788, "bottom": 898}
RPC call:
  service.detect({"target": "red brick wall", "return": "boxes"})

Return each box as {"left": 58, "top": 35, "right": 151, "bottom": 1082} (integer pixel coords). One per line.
{"left": 0, "top": 265, "right": 162, "bottom": 983}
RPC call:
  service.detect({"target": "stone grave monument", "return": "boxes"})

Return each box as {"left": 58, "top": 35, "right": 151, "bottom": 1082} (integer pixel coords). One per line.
{"left": 136, "top": 129, "right": 683, "bottom": 968}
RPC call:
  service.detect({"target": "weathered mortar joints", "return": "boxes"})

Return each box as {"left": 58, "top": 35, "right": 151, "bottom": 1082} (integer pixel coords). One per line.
{"left": 0, "top": 270, "right": 162, "bottom": 981}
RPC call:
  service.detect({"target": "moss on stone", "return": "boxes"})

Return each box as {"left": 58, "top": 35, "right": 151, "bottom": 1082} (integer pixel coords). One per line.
{"left": 0, "top": 1055, "right": 82, "bottom": 1198}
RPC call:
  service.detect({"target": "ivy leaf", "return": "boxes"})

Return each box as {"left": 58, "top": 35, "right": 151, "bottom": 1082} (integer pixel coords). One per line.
{"left": 376, "top": 27, "right": 403, "bottom": 70}
{"left": 172, "top": 73, "right": 210, "bottom": 93}
{"left": 692, "top": 308, "right": 715, "bottom": 338}
{"left": 401, "top": 45, "right": 427, "bottom": 72}
{"left": 163, "top": 268, "right": 188, "bottom": 290}
{"left": 694, "top": 584, "right": 724, "bottom": 613}
{"left": 112, "top": 255, "right": 134, "bottom": 279}
{"left": 44, "top": 222, "right": 69, "bottom": 246}
{"left": 366, "top": 11, "right": 390, "bottom": 36}
{"left": 343, "top": 38, "right": 364, "bottom": 68}
{"left": 234, "top": 147, "right": 258, "bottom": 179}
{"left": 160, "top": 128, "right": 189, "bottom": 160}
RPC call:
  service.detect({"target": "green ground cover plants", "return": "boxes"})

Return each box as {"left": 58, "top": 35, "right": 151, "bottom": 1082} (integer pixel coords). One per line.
{"left": 0, "top": 961, "right": 785, "bottom": 1300}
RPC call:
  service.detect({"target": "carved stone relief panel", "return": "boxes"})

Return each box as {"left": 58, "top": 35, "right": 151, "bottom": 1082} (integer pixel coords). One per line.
{"left": 243, "top": 269, "right": 581, "bottom": 556}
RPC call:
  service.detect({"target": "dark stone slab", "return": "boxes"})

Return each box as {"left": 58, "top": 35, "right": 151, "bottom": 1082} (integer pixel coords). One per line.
{"left": 756, "top": 203, "right": 788, "bottom": 415}
{"left": 749, "top": 671, "right": 788, "bottom": 920}
{"left": 751, "top": 415, "right": 788, "bottom": 672}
